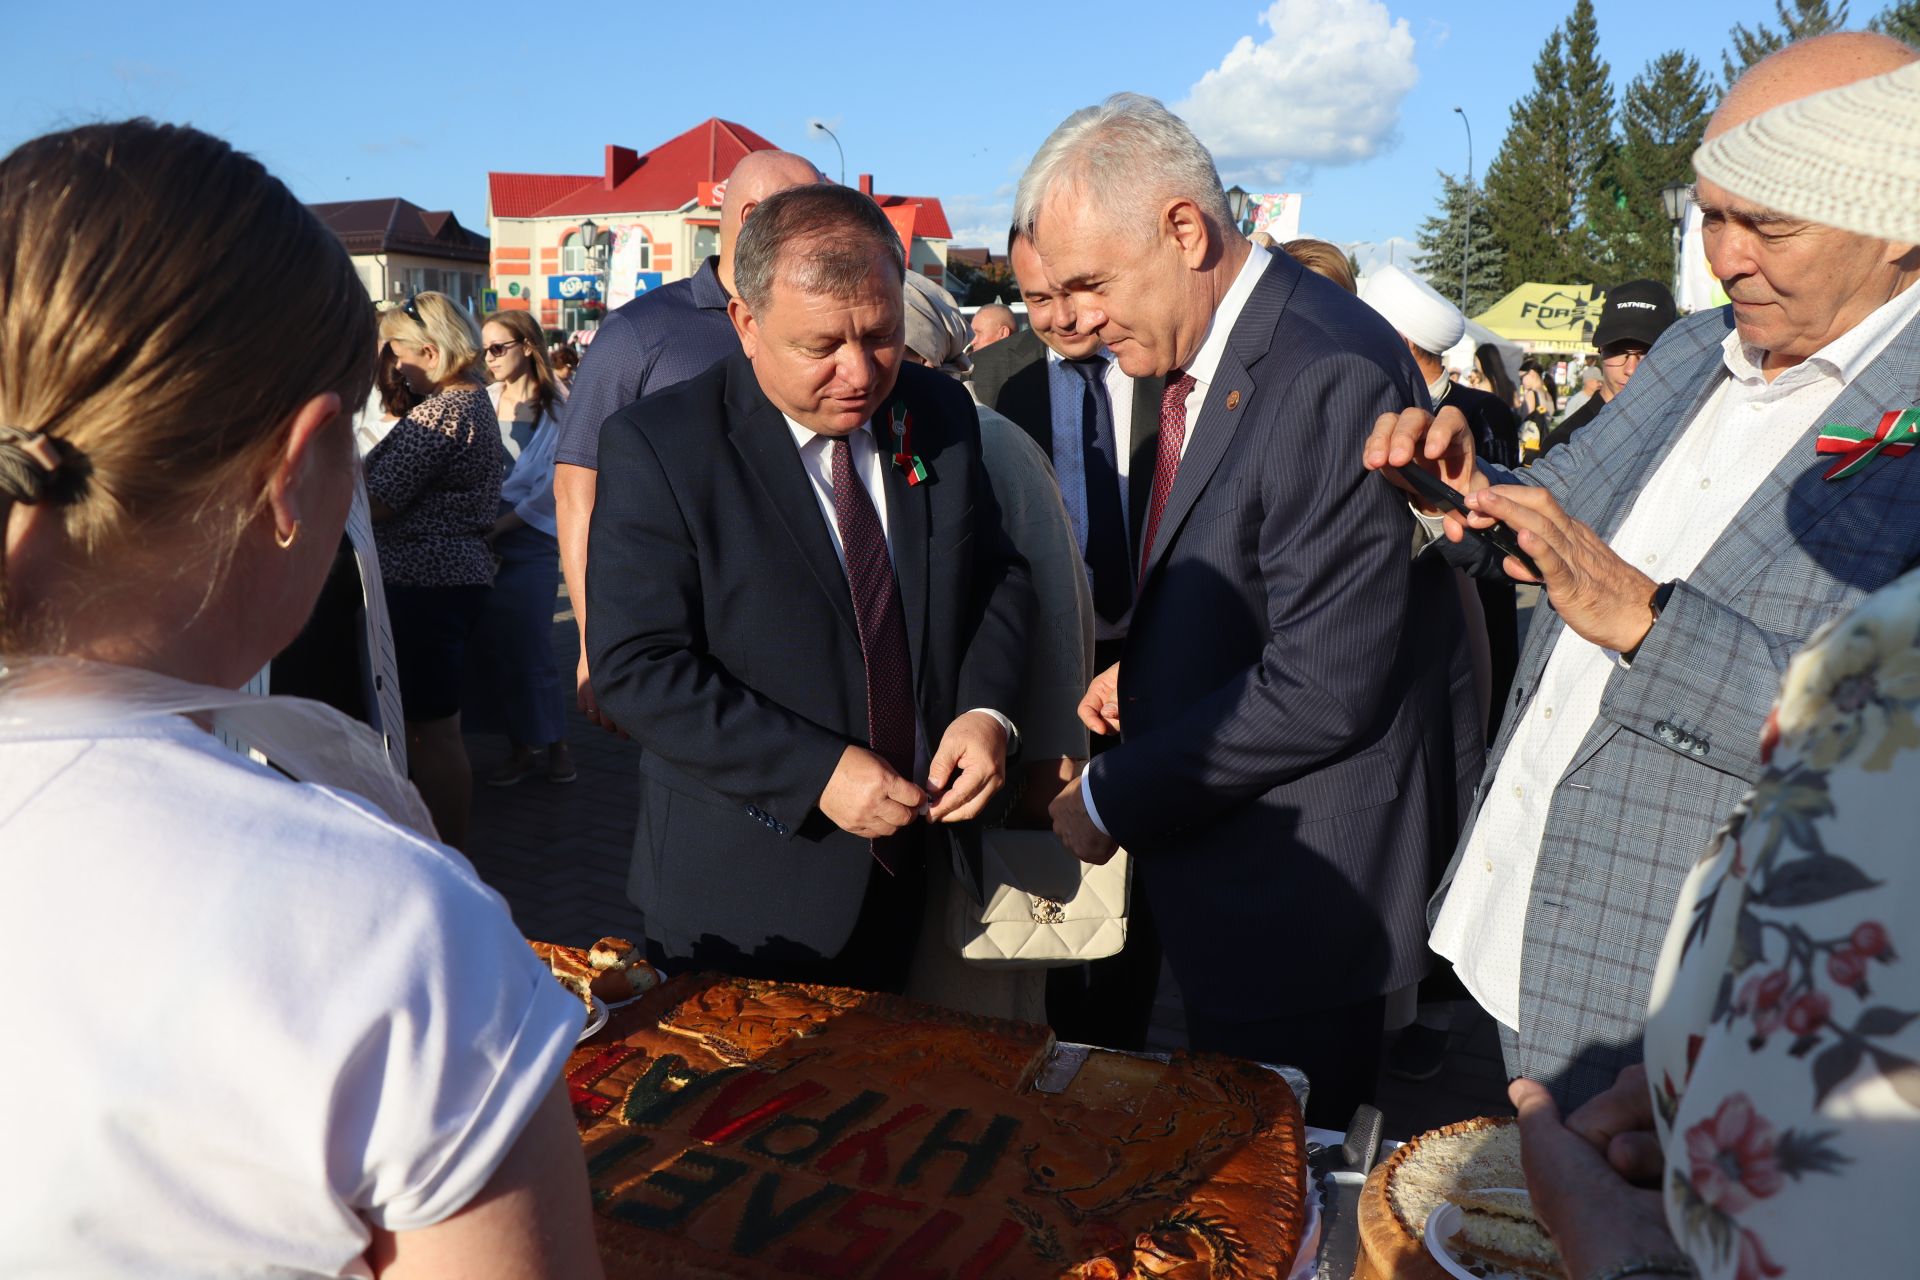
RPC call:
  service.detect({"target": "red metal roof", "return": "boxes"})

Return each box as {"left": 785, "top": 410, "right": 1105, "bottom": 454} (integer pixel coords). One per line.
{"left": 488, "top": 172, "right": 597, "bottom": 219}
{"left": 532, "top": 118, "right": 779, "bottom": 217}
{"left": 487, "top": 119, "right": 951, "bottom": 240}
{"left": 873, "top": 192, "right": 950, "bottom": 241}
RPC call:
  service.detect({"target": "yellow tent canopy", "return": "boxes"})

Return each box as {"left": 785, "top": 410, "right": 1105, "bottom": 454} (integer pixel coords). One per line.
{"left": 1472, "top": 282, "right": 1604, "bottom": 353}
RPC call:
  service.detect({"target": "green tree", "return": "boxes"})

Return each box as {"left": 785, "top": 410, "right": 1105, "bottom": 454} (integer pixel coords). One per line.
{"left": 1590, "top": 51, "right": 1714, "bottom": 286}
{"left": 1414, "top": 172, "right": 1508, "bottom": 316}
{"left": 1724, "top": 0, "right": 1850, "bottom": 84}
{"left": 1870, "top": 0, "right": 1920, "bottom": 44}
{"left": 1482, "top": 0, "right": 1615, "bottom": 291}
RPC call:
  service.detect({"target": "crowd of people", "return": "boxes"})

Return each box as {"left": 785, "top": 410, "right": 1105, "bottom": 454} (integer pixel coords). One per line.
{"left": 4, "top": 26, "right": 1920, "bottom": 1280}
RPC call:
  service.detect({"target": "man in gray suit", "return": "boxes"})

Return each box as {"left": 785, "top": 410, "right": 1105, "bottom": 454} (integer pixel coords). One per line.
{"left": 1368, "top": 31, "right": 1920, "bottom": 1107}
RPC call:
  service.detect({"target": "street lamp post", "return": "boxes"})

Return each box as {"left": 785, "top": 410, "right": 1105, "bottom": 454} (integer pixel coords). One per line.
{"left": 809, "top": 120, "right": 845, "bottom": 186}
{"left": 579, "top": 218, "right": 606, "bottom": 326}
{"left": 1453, "top": 107, "right": 1473, "bottom": 315}
{"left": 1225, "top": 184, "right": 1255, "bottom": 236}
{"left": 1659, "top": 182, "right": 1691, "bottom": 301}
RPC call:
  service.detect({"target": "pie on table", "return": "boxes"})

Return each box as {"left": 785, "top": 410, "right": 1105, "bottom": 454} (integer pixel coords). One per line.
{"left": 549, "top": 961, "right": 1310, "bottom": 1279}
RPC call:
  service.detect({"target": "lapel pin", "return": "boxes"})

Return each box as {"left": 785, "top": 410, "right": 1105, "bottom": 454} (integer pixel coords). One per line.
{"left": 1226, "top": 390, "right": 1241, "bottom": 410}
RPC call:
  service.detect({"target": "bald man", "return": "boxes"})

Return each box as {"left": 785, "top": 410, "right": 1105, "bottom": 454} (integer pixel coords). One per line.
{"left": 1365, "top": 32, "right": 1920, "bottom": 1107}
{"left": 553, "top": 150, "right": 822, "bottom": 733}
{"left": 969, "top": 303, "right": 1017, "bottom": 353}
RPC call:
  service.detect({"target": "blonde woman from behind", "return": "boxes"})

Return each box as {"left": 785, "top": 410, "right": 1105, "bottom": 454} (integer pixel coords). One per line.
{"left": 0, "top": 120, "right": 599, "bottom": 1278}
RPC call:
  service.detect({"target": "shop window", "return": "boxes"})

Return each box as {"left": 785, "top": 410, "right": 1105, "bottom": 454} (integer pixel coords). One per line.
{"left": 692, "top": 225, "right": 719, "bottom": 262}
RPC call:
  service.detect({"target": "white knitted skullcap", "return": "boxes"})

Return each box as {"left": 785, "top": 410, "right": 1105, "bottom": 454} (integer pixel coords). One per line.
{"left": 1693, "top": 60, "right": 1920, "bottom": 244}
{"left": 1360, "top": 263, "right": 1465, "bottom": 356}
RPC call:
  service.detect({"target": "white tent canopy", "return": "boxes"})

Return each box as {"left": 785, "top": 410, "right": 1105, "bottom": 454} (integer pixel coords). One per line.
{"left": 1444, "top": 316, "right": 1524, "bottom": 385}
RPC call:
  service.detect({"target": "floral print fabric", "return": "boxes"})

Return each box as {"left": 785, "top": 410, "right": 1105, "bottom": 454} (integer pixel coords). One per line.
{"left": 364, "top": 384, "right": 501, "bottom": 588}
{"left": 1645, "top": 566, "right": 1920, "bottom": 1279}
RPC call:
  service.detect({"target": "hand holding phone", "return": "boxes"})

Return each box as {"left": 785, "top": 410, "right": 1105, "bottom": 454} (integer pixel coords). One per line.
{"left": 1391, "top": 465, "right": 1542, "bottom": 579}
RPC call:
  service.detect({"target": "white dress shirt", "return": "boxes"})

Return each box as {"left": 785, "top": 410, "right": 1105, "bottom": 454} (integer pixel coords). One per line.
{"left": 1045, "top": 346, "right": 1138, "bottom": 643}
{"left": 783, "top": 415, "right": 1016, "bottom": 789}
{"left": 1082, "top": 243, "right": 1273, "bottom": 833}
{"left": 1432, "top": 279, "right": 1920, "bottom": 1031}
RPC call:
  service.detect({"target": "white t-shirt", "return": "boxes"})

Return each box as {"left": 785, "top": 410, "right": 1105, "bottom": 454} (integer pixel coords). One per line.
{"left": 0, "top": 716, "right": 583, "bottom": 1278}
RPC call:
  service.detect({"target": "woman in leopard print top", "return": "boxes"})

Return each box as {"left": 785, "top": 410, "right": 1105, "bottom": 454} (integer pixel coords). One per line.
{"left": 367, "top": 292, "right": 503, "bottom": 850}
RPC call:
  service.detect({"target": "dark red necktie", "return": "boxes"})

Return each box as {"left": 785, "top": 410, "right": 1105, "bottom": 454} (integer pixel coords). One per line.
{"left": 830, "top": 434, "right": 917, "bottom": 870}
{"left": 1139, "top": 371, "right": 1197, "bottom": 579}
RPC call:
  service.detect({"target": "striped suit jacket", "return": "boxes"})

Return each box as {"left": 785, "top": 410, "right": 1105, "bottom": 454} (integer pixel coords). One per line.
{"left": 1090, "top": 252, "right": 1483, "bottom": 1020}
{"left": 1434, "top": 303, "right": 1920, "bottom": 1106}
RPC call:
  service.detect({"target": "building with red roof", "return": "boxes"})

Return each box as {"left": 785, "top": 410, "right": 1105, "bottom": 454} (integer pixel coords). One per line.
{"left": 486, "top": 117, "right": 951, "bottom": 331}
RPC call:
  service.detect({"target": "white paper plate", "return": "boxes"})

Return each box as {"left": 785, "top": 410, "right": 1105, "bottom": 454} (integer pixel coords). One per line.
{"left": 1423, "top": 1200, "right": 1534, "bottom": 1280}
{"left": 577, "top": 995, "right": 609, "bottom": 1043}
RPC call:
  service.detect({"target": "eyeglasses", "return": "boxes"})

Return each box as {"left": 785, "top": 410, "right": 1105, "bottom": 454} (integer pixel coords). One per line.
{"left": 401, "top": 292, "right": 424, "bottom": 326}
{"left": 1600, "top": 346, "right": 1649, "bottom": 367}
{"left": 483, "top": 340, "right": 523, "bottom": 359}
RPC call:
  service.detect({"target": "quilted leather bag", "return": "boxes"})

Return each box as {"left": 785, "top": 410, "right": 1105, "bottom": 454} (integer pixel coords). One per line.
{"left": 948, "top": 829, "right": 1129, "bottom": 967}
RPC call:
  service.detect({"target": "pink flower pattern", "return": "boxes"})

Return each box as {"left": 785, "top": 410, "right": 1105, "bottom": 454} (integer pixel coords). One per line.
{"left": 1685, "top": 1095, "right": 1784, "bottom": 1215}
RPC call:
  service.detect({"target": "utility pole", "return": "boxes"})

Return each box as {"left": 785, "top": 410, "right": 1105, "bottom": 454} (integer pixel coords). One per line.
{"left": 1454, "top": 106, "right": 1473, "bottom": 315}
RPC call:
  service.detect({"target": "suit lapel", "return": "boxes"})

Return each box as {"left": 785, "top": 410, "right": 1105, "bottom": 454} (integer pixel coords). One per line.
{"left": 876, "top": 395, "right": 932, "bottom": 695}
{"left": 1138, "top": 254, "right": 1291, "bottom": 584}
{"left": 727, "top": 379, "right": 860, "bottom": 641}
{"left": 1695, "top": 331, "right": 1920, "bottom": 601}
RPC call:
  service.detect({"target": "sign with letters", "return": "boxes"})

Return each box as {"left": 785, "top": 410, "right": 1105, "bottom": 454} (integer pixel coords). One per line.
{"left": 548, "top": 273, "right": 603, "bottom": 301}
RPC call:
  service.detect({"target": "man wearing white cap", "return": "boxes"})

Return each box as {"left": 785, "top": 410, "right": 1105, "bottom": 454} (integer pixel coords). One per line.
{"left": 1362, "top": 264, "right": 1521, "bottom": 470}
{"left": 1364, "top": 31, "right": 1920, "bottom": 1109}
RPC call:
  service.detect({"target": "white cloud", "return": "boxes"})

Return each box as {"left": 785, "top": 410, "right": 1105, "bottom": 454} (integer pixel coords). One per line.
{"left": 1176, "top": 0, "right": 1418, "bottom": 184}
{"left": 1344, "top": 236, "right": 1423, "bottom": 284}
{"left": 943, "top": 191, "right": 1016, "bottom": 251}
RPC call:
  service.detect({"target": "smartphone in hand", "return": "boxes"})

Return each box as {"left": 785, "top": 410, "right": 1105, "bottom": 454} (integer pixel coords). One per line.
{"left": 1392, "top": 465, "right": 1542, "bottom": 579}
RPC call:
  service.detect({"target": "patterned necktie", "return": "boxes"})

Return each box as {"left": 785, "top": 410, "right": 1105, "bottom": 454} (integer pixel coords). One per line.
{"left": 1139, "top": 371, "right": 1197, "bottom": 580}
{"left": 1065, "top": 358, "right": 1133, "bottom": 624}
{"left": 829, "top": 434, "right": 917, "bottom": 871}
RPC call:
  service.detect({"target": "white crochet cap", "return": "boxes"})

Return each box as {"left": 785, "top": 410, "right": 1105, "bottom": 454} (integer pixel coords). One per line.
{"left": 1360, "top": 263, "right": 1465, "bottom": 356}
{"left": 1693, "top": 60, "right": 1920, "bottom": 243}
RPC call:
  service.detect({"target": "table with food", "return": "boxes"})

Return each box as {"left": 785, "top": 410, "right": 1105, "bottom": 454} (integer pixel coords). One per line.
{"left": 528, "top": 938, "right": 1551, "bottom": 1280}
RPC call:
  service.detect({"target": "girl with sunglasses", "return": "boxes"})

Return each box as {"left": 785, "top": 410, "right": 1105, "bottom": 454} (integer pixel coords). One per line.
{"left": 470, "top": 310, "right": 575, "bottom": 786}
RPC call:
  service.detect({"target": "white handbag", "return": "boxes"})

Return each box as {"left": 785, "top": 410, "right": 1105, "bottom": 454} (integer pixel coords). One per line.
{"left": 947, "top": 829, "right": 1129, "bottom": 968}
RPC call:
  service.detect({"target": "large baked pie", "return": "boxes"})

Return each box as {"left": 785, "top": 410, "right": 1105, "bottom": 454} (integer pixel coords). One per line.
{"left": 557, "top": 965, "right": 1309, "bottom": 1279}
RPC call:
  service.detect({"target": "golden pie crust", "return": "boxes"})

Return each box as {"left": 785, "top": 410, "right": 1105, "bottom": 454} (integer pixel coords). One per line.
{"left": 1357, "top": 1115, "right": 1517, "bottom": 1280}
{"left": 554, "top": 964, "right": 1309, "bottom": 1279}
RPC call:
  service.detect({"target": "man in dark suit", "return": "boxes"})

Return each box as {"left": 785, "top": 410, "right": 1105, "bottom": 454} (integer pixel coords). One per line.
{"left": 586, "top": 184, "right": 1031, "bottom": 991}
{"left": 1025, "top": 94, "right": 1480, "bottom": 1127}
{"left": 972, "top": 227, "right": 1168, "bottom": 1050}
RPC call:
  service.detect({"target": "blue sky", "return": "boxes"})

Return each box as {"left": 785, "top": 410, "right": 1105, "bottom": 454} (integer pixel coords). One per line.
{"left": 7, "top": 0, "right": 1797, "bottom": 277}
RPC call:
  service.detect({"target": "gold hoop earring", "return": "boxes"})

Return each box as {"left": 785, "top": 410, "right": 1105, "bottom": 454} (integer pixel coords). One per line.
{"left": 275, "top": 521, "right": 302, "bottom": 550}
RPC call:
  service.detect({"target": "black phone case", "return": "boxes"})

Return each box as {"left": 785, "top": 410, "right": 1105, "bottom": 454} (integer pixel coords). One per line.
{"left": 1390, "top": 465, "right": 1542, "bottom": 578}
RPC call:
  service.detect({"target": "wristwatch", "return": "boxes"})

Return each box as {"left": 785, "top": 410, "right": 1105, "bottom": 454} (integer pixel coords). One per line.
{"left": 1624, "top": 580, "right": 1677, "bottom": 664}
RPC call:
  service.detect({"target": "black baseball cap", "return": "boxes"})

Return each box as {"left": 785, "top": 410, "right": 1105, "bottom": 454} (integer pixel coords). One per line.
{"left": 1593, "top": 279, "right": 1678, "bottom": 349}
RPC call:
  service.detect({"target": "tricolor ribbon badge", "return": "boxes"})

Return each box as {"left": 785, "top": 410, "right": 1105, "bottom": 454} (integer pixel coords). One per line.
{"left": 1817, "top": 407, "right": 1920, "bottom": 481}
{"left": 889, "top": 401, "right": 928, "bottom": 486}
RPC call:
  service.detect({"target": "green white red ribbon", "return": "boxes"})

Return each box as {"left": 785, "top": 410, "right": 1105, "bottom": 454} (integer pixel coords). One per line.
{"left": 1818, "top": 407, "right": 1920, "bottom": 481}
{"left": 889, "top": 401, "right": 928, "bottom": 486}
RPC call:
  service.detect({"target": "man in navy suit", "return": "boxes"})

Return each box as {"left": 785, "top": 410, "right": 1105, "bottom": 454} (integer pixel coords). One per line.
{"left": 1021, "top": 94, "right": 1480, "bottom": 1126}
{"left": 586, "top": 185, "right": 1030, "bottom": 991}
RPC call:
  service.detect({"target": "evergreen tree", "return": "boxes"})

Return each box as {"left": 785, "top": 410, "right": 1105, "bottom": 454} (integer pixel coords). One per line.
{"left": 1414, "top": 172, "right": 1507, "bottom": 316}
{"left": 1870, "top": 0, "right": 1920, "bottom": 44}
{"left": 1724, "top": 0, "right": 1850, "bottom": 84}
{"left": 1589, "top": 51, "right": 1714, "bottom": 286}
{"left": 1482, "top": 1, "right": 1615, "bottom": 291}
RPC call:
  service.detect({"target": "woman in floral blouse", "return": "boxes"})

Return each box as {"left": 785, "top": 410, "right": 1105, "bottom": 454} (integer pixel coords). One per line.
{"left": 1513, "top": 54, "right": 1920, "bottom": 1280}
{"left": 366, "top": 291, "right": 501, "bottom": 850}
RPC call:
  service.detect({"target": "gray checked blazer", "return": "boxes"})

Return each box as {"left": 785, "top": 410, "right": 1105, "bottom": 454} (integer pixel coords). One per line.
{"left": 1433, "top": 302, "right": 1920, "bottom": 1108}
